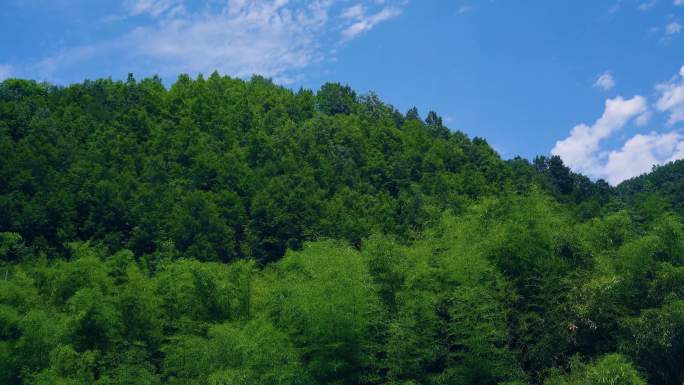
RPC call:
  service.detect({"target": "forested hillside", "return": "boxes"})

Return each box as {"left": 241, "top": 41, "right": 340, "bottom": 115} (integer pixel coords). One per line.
{"left": 1, "top": 74, "right": 683, "bottom": 385}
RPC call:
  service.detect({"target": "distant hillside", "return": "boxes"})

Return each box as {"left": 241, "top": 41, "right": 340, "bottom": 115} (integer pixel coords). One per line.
{"left": 617, "top": 159, "right": 684, "bottom": 214}
{"left": 0, "top": 74, "right": 515, "bottom": 263}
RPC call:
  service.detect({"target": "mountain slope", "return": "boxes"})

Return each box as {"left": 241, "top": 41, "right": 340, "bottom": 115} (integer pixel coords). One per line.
{"left": 1, "top": 74, "right": 512, "bottom": 263}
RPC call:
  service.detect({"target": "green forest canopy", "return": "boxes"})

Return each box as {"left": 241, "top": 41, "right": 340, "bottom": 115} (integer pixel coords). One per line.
{"left": 1, "top": 73, "right": 684, "bottom": 385}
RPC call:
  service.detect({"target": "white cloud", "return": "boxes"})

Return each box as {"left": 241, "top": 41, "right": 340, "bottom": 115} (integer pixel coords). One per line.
{"left": 604, "top": 132, "right": 684, "bottom": 184}
{"left": 0, "top": 65, "right": 12, "bottom": 81}
{"left": 665, "top": 21, "right": 682, "bottom": 35}
{"left": 675, "top": 0, "right": 684, "bottom": 5}
{"left": 656, "top": 65, "right": 684, "bottom": 125}
{"left": 594, "top": 72, "right": 616, "bottom": 91}
{"left": 553, "top": 65, "right": 684, "bottom": 185}
{"left": 341, "top": 5, "right": 402, "bottom": 41}
{"left": 33, "top": 0, "right": 406, "bottom": 83}
{"left": 552, "top": 95, "right": 649, "bottom": 178}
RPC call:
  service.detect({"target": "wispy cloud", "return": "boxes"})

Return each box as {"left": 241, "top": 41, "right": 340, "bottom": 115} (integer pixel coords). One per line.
{"left": 124, "top": 1, "right": 329, "bottom": 82}
{"left": 594, "top": 71, "right": 616, "bottom": 91}
{"left": 665, "top": 21, "right": 682, "bottom": 35}
{"left": 652, "top": 20, "right": 682, "bottom": 44}
{"left": 341, "top": 5, "right": 402, "bottom": 41}
{"left": 656, "top": 65, "right": 684, "bottom": 124}
{"left": 125, "top": 0, "right": 184, "bottom": 17}
{"left": 341, "top": 4, "right": 366, "bottom": 20}
{"left": 553, "top": 65, "right": 684, "bottom": 185}
{"left": 30, "top": 0, "right": 406, "bottom": 84}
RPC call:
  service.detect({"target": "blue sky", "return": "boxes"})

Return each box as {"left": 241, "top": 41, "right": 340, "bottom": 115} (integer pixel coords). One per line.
{"left": 2, "top": 0, "right": 684, "bottom": 184}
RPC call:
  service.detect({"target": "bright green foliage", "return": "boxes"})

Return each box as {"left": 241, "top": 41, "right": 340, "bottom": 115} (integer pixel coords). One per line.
{"left": 617, "top": 160, "right": 684, "bottom": 215}
{"left": 468, "top": 194, "right": 593, "bottom": 379}
{"left": 153, "top": 258, "right": 253, "bottom": 333}
{"left": 544, "top": 354, "right": 646, "bottom": 385}
{"left": 255, "top": 241, "right": 382, "bottom": 384}
{"left": 620, "top": 300, "right": 684, "bottom": 385}
{"left": 163, "top": 318, "right": 308, "bottom": 385}
{"left": 379, "top": 214, "right": 522, "bottom": 385}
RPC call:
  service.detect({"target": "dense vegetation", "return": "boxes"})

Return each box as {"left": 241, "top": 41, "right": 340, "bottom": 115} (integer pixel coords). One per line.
{"left": 1, "top": 74, "right": 683, "bottom": 385}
